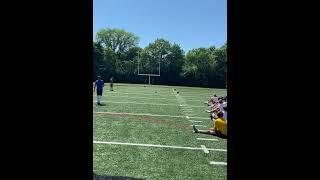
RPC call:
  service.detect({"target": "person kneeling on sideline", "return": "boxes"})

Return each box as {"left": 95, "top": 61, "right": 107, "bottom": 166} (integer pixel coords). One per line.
{"left": 193, "top": 111, "right": 227, "bottom": 138}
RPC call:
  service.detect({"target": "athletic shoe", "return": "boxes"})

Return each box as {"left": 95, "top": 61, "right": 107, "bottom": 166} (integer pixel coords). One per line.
{"left": 193, "top": 125, "right": 199, "bottom": 133}
{"left": 210, "top": 114, "right": 213, "bottom": 121}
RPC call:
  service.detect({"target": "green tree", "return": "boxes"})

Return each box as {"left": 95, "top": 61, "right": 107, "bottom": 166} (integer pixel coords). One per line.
{"left": 96, "top": 28, "right": 139, "bottom": 57}
{"left": 143, "top": 39, "right": 184, "bottom": 84}
{"left": 93, "top": 42, "right": 105, "bottom": 80}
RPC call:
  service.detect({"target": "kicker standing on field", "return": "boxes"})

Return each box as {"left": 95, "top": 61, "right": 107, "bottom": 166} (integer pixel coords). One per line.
{"left": 110, "top": 76, "right": 114, "bottom": 91}
{"left": 94, "top": 76, "right": 104, "bottom": 105}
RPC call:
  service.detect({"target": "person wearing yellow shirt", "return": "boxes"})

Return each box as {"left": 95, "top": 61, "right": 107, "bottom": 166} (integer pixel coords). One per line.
{"left": 193, "top": 111, "right": 227, "bottom": 138}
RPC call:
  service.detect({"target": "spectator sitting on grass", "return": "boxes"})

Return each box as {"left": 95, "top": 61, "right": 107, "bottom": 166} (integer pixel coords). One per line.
{"left": 193, "top": 111, "right": 227, "bottom": 138}
{"left": 205, "top": 94, "right": 219, "bottom": 105}
{"left": 207, "top": 99, "right": 225, "bottom": 114}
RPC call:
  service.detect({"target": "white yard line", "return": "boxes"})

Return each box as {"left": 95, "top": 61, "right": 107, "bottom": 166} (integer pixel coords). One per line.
{"left": 94, "top": 96, "right": 178, "bottom": 101}
{"left": 93, "top": 111, "right": 210, "bottom": 120}
{"left": 94, "top": 112, "right": 184, "bottom": 118}
{"left": 209, "top": 161, "right": 227, "bottom": 165}
{"left": 93, "top": 141, "right": 227, "bottom": 152}
{"left": 196, "top": 138, "right": 218, "bottom": 141}
{"left": 93, "top": 101, "right": 203, "bottom": 108}
{"left": 102, "top": 92, "right": 176, "bottom": 97}
{"left": 94, "top": 101, "right": 179, "bottom": 106}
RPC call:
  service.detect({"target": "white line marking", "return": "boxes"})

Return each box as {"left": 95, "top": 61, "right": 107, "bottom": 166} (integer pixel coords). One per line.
{"left": 93, "top": 141, "right": 227, "bottom": 152}
{"left": 94, "top": 96, "right": 177, "bottom": 101}
{"left": 189, "top": 117, "right": 209, "bottom": 120}
{"left": 190, "top": 125, "right": 207, "bottom": 127}
{"left": 93, "top": 112, "right": 184, "bottom": 118}
{"left": 209, "top": 161, "right": 227, "bottom": 165}
{"left": 186, "top": 116, "right": 190, "bottom": 119}
{"left": 188, "top": 120, "right": 202, "bottom": 123}
{"left": 197, "top": 138, "right": 218, "bottom": 141}
{"left": 93, "top": 111, "right": 209, "bottom": 120}
{"left": 93, "top": 101, "right": 203, "bottom": 108}
{"left": 201, "top": 145, "right": 209, "bottom": 154}
{"left": 109, "top": 92, "right": 176, "bottom": 97}
{"left": 93, "top": 101, "right": 180, "bottom": 107}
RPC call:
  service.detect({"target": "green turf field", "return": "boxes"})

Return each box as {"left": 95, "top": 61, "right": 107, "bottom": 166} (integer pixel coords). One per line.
{"left": 93, "top": 83, "right": 227, "bottom": 180}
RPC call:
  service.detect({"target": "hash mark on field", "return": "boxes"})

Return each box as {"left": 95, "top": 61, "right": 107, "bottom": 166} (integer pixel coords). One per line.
{"left": 209, "top": 161, "right": 227, "bottom": 166}
{"left": 201, "top": 145, "right": 209, "bottom": 154}
{"left": 93, "top": 141, "right": 227, "bottom": 152}
{"left": 197, "top": 138, "right": 218, "bottom": 141}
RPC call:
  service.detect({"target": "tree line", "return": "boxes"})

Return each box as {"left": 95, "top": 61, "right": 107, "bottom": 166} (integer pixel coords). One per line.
{"left": 93, "top": 28, "right": 227, "bottom": 88}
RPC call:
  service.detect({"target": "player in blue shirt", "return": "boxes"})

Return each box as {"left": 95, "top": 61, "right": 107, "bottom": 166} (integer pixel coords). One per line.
{"left": 94, "top": 76, "right": 104, "bottom": 105}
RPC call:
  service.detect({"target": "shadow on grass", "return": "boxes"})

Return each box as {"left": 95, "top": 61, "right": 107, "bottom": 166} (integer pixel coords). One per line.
{"left": 96, "top": 103, "right": 106, "bottom": 106}
{"left": 94, "top": 173, "right": 145, "bottom": 180}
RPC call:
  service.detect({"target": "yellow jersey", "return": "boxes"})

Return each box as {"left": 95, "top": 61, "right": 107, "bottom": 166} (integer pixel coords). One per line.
{"left": 212, "top": 118, "right": 227, "bottom": 136}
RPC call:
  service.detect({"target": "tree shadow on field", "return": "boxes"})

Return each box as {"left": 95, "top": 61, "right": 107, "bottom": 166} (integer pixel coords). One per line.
{"left": 93, "top": 173, "right": 145, "bottom": 180}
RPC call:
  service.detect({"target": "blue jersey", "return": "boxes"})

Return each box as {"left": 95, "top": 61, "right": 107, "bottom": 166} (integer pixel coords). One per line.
{"left": 95, "top": 80, "right": 104, "bottom": 91}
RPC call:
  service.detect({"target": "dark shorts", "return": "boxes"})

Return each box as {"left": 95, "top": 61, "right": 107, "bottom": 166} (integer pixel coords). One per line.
{"left": 214, "top": 132, "right": 227, "bottom": 139}
{"left": 97, "top": 90, "right": 103, "bottom": 96}
{"left": 110, "top": 83, "right": 113, "bottom": 87}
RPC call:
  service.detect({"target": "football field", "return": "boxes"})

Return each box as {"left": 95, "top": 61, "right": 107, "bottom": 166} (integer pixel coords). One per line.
{"left": 93, "top": 83, "right": 227, "bottom": 179}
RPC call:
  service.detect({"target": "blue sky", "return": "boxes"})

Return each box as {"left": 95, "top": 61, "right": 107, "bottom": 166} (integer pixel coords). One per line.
{"left": 93, "top": 0, "right": 226, "bottom": 52}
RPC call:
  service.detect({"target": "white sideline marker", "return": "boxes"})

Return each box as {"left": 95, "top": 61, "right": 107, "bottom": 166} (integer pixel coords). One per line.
{"left": 197, "top": 138, "right": 218, "bottom": 141}
{"left": 93, "top": 141, "right": 227, "bottom": 152}
{"left": 209, "top": 161, "right": 227, "bottom": 166}
{"left": 201, "top": 145, "right": 209, "bottom": 154}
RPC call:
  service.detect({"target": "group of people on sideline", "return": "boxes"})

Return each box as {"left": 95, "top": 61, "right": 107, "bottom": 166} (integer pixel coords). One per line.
{"left": 193, "top": 94, "right": 227, "bottom": 138}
